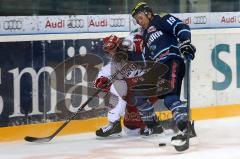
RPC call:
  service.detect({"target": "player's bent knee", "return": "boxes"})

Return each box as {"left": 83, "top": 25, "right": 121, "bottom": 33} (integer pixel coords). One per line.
{"left": 111, "top": 80, "right": 127, "bottom": 98}
{"left": 163, "top": 94, "right": 180, "bottom": 109}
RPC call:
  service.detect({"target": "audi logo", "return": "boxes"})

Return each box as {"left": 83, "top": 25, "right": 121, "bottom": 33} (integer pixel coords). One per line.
{"left": 3, "top": 20, "right": 22, "bottom": 30}
{"left": 67, "top": 19, "right": 84, "bottom": 28}
{"left": 193, "top": 16, "right": 207, "bottom": 24}
{"left": 109, "top": 18, "right": 125, "bottom": 27}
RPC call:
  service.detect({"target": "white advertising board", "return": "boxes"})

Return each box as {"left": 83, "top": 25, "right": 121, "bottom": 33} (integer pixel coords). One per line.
{"left": 209, "top": 12, "right": 240, "bottom": 28}
{"left": 1, "top": 12, "right": 240, "bottom": 35}
{"left": 37, "top": 15, "right": 88, "bottom": 34}
{"left": 174, "top": 12, "right": 210, "bottom": 29}
{"left": 87, "top": 14, "right": 130, "bottom": 32}
{"left": 0, "top": 16, "right": 39, "bottom": 35}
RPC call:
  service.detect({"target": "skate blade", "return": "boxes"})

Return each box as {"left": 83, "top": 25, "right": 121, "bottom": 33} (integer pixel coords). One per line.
{"left": 171, "top": 139, "right": 187, "bottom": 146}
{"left": 96, "top": 133, "right": 122, "bottom": 140}
{"left": 140, "top": 133, "right": 165, "bottom": 139}
{"left": 174, "top": 144, "right": 189, "bottom": 152}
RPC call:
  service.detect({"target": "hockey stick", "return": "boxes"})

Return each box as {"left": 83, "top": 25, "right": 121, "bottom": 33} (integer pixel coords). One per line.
{"left": 158, "top": 58, "right": 193, "bottom": 149}
{"left": 24, "top": 62, "right": 128, "bottom": 143}
{"left": 24, "top": 89, "right": 102, "bottom": 143}
{"left": 174, "top": 58, "right": 193, "bottom": 151}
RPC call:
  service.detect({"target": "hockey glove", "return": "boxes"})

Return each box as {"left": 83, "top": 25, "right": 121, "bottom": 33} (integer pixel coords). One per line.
{"left": 179, "top": 39, "right": 196, "bottom": 60}
{"left": 103, "top": 34, "right": 120, "bottom": 53}
{"left": 94, "top": 76, "right": 112, "bottom": 93}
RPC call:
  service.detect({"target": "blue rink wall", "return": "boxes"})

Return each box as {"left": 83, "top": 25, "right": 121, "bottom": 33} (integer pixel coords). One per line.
{"left": 0, "top": 30, "right": 240, "bottom": 141}
{"left": 0, "top": 34, "right": 112, "bottom": 127}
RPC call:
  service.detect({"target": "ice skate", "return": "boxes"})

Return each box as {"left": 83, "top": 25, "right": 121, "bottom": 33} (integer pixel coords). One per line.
{"left": 140, "top": 123, "right": 164, "bottom": 136}
{"left": 171, "top": 121, "right": 196, "bottom": 151}
{"left": 171, "top": 131, "right": 188, "bottom": 146}
{"left": 96, "top": 120, "right": 122, "bottom": 138}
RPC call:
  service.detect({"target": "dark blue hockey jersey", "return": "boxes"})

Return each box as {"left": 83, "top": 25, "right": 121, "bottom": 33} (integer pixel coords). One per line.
{"left": 142, "top": 14, "right": 191, "bottom": 62}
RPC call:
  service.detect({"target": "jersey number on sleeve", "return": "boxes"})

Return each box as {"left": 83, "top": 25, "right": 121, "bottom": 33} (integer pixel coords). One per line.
{"left": 167, "top": 17, "right": 176, "bottom": 25}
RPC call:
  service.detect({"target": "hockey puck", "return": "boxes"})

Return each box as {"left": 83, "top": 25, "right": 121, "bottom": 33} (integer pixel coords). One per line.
{"left": 159, "top": 143, "right": 166, "bottom": 147}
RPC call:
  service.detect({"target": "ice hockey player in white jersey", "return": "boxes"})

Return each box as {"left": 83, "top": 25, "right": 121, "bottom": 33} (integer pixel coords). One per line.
{"left": 94, "top": 33, "right": 163, "bottom": 137}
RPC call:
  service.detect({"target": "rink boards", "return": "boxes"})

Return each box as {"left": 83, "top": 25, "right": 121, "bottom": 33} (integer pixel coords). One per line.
{"left": 0, "top": 29, "right": 240, "bottom": 141}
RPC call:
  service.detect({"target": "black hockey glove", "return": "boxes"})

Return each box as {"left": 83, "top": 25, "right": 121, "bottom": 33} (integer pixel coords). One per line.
{"left": 179, "top": 39, "right": 196, "bottom": 60}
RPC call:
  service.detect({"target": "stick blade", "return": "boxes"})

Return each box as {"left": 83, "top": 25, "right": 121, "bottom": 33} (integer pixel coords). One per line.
{"left": 174, "top": 140, "right": 189, "bottom": 152}
{"left": 24, "top": 136, "right": 52, "bottom": 143}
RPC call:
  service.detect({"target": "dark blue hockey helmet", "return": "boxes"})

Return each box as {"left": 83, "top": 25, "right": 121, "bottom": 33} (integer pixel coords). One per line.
{"left": 131, "top": 2, "right": 153, "bottom": 17}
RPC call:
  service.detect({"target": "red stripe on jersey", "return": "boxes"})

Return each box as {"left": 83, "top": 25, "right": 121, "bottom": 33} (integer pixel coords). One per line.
{"left": 171, "top": 61, "right": 177, "bottom": 89}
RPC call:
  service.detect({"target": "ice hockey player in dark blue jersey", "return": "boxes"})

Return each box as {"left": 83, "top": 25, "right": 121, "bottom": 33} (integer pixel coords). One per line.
{"left": 131, "top": 2, "right": 196, "bottom": 150}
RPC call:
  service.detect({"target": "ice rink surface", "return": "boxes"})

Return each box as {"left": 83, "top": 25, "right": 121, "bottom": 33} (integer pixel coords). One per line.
{"left": 1, "top": 117, "right": 240, "bottom": 159}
